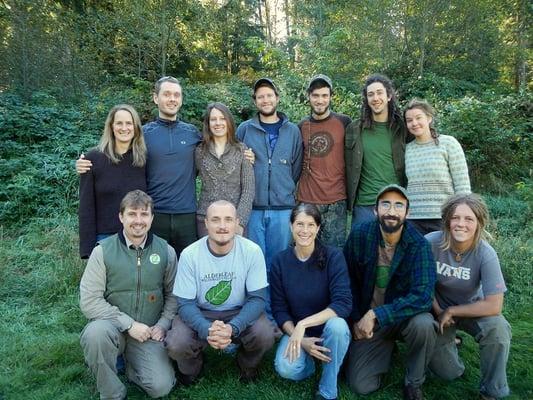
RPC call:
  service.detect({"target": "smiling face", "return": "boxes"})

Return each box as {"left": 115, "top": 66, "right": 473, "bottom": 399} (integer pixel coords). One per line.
{"left": 309, "top": 86, "right": 331, "bottom": 118}
{"left": 405, "top": 107, "right": 432, "bottom": 142}
{"left": 366, "top": 82, "right": 391, "bottom": 121}
{"left": 449, "top": 203, "right": 478, "bottom": 250}
{"left": 119, "top": 206, "right": 153, "bottom": 243}
{"left": 254, "top": 85, "right": 279, "bottom": 117}
{"left": 112, "top": 109, "right": 135, "bottom": 148}
{"left": 375, "top": 191, "right": 408, "bottom": 234}
{"left": 291, "top": 211, "right": 320, "bottom": 249}
{"left": 153, "top": 81, "right": 182, "bottom": 120}
{"left": 205, "top": 202, "right": 238, "bottom": 248}
{"left": 209, "top": 107, "right": 228, "bottom": 139}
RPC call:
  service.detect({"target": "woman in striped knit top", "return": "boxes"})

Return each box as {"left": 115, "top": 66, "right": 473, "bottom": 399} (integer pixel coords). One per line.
{"left": 404, "top": 99, "right": 471, "bottom": 235}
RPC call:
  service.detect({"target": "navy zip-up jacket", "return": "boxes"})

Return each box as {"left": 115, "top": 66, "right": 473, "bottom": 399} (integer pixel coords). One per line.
{"left": 143, "top": 117, "right": 202, "bottom": 214}
{"left": 236, "top": 112, "right": 303, "bottom": 209}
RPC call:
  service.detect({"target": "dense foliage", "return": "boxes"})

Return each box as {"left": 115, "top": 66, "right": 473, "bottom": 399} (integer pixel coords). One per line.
{"left": 1, "top": 0, "right": 530, "bottom": 98}
{"left": 0, "top": 86, "right": 531, "bottom": 228}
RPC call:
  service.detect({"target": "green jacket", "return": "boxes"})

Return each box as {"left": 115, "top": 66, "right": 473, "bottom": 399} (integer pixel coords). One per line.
{"left": 344, "top": 119, "right": 409, "bottom": 210}
{"left": 101, "top": 232, "right": 168, "bottom": 327}
{"left": 80, "top": 231, "right": 177, "bottom": 331}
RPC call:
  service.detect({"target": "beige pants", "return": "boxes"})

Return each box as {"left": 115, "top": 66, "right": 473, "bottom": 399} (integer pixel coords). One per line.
{"left": 80, "top": 319, "right": 175, "bottom": 399}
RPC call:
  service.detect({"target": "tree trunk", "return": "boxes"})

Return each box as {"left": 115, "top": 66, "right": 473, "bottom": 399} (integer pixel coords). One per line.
{"left": 515, "top": 0, "right": 528, "bottom": 93}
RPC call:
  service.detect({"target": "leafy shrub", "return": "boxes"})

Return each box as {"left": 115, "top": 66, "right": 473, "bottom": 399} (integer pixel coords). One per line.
{"left": 1, "top": 80, "right": 531, "bottom": 227}
{"left": 438, "top": 92, "right": 532, "bottom": 190}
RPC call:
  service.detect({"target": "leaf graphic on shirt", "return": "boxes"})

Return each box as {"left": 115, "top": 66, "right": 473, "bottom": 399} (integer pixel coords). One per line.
{"left": 205, "top": 280, "right": 232, "bottom": 305}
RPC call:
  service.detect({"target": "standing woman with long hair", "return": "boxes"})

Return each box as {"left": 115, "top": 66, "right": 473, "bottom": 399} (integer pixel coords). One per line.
{"left": 404, "top": 99, "right": 471, "bottom": 235}
{"left": 270, "top": 203, "right": 352, "bottom": 400}
{"left": 78, "top": 104, "right": 147, "bottom": 258}
{"left": 195, "top": 102, "right": 254, "bottom": 237}
{"left": 426, "top": 193, "right": 511, "bottom": 400}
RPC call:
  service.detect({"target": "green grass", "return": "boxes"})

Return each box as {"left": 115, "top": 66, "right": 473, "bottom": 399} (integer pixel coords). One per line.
{"left": 1, "top": 194, "right": 532, "bottom": 400}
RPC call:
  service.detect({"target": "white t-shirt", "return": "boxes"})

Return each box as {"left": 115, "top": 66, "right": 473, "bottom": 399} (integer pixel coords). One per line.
{"left": 173, "top": 235, "right": 268, "bottom": 311}
{"left": 425, "top": 231, "right": 507, "bottom": 309}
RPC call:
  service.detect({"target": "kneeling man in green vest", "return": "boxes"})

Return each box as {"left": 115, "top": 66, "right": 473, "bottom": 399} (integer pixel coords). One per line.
{"left": 80, "top": 190, "right": 177, "bottom": 399}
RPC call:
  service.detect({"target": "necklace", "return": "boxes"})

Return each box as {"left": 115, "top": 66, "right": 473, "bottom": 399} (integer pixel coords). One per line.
{"left": 452, "top": 246, "right": 471, "bottom": 262}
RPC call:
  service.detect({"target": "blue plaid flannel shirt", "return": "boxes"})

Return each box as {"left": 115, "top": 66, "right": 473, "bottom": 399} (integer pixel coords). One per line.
{"left": 343, "top": 219, "right": 436, "bottom": 327}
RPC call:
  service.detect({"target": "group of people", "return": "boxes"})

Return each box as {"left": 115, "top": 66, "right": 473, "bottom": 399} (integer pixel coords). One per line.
{"left": 77, "top": 73, "right": 511, "bottom": 400}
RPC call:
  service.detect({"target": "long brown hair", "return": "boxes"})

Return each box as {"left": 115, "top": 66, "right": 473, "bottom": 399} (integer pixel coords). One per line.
{"left": 290, "top": 203, "right": 326, "bottom": 270}
{"left": 441, "top": 193, "right": 491, "bottom": 251}
{"left": 404, "top": 98, "right": 439, "bottom": 145}
{"left": 201, "top": 102, "right": 237, "bottom": 149}
{"left": 360, "top": 74, "right": 402, "bottom": 130}
{"left": 97, "top": 104, "right": 146, "bottom": 166}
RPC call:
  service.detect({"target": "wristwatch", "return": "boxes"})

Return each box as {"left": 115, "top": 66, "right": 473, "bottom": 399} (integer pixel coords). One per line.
{"left": 229, "top": 323, "right": 240, "bottom": 338}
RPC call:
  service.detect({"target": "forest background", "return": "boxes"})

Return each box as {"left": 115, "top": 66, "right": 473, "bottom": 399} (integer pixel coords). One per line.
{"left": 0, "top": 1, "right": 531, "bottom": 399}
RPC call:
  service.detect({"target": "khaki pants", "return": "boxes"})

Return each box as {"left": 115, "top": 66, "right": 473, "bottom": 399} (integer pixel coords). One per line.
{"left": 165, "top": 310, "right": 275, "bottom": 378}
{"left": 345, "top": 312, "right": 437, "bottom": 394}
{"left": 80, "top": 320, "right": 175, "bottom": 400}
{"left": 429, "top": 315, "right": 511, "bottom": 398}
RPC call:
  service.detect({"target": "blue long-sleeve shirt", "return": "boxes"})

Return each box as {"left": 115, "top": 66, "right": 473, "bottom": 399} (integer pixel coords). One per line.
{"left": 270, "top": 244, "right": 352, "bottom": 337}
{"left": 343, "top": 220, "right": 436, "bottom": 327}
{"left": 143, "top": 117, "right": 202, "bottom": 214}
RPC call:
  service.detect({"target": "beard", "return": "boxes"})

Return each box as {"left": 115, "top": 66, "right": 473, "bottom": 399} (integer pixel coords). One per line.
{"left": 259, "top": 108, "right": 277, "bottom": 117}
{"left": 312, "top": 106, "right": 329, "bottom": 116}
{"left": 213, "top": 239, "right": 232, "bottom": 247}
{"left": 378, "top": 215, "right": 405, "bottom": 234}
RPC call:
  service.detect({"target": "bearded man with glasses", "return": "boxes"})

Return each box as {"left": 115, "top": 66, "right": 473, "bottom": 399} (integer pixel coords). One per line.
{"left": 343, "top": 184, "right": 437, "bottom": 400}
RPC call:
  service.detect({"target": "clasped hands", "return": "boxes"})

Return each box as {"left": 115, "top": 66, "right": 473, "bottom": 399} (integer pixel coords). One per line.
{"left": 127, "top": 321, "right": 166, "bottom": 342}
{"left": 207, "top": 320, "right": 233, "bottom": 350}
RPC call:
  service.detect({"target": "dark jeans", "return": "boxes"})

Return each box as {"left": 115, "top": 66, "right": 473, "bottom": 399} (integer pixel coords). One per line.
{"left": 151, "top": 212, "right": 197, "bottom": 260}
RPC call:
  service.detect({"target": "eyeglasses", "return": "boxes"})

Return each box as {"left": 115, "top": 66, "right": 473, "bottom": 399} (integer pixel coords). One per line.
{"left": 378, "top": 201, "right": 406, "bottom": 211}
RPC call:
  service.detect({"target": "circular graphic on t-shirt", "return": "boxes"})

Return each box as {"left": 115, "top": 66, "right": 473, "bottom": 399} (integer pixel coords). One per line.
{"left": 309, "top": 131, "right": 333, "bottom": 157}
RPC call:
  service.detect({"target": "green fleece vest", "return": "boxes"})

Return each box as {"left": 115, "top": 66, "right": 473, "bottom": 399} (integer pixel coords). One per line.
{"left": 101, "top": 234, "right": 168, "bottom": 326}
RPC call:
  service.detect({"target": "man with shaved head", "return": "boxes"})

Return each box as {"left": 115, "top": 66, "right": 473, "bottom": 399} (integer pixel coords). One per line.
{"left": 165, "top": 200, "right": 275, "bottom": 384}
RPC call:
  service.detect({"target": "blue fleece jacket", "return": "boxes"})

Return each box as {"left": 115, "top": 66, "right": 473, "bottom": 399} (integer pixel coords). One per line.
{"left": 236, "top": 112, "right": 303, "bottom": 209}
{"left": 143, "top": 117, "right": 202, "bottom": 214}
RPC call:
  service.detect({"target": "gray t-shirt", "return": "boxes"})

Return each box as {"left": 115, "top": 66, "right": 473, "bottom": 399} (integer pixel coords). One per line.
{"left": 174, "top": 235, "right": 268, "bottom": 311}
{"left": 425, "top": 231, "right": 507, "bottom": 309}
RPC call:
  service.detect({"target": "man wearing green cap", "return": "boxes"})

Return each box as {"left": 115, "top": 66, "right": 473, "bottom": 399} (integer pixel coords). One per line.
{"left": 343, "top": 184, "right": 436, "bottom": 400}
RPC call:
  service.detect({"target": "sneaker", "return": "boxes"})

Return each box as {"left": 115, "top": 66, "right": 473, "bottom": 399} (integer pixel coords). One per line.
{"left": 403, "top": 384, "right": 424, "bottom": 400}
{"left": 222, "top": 342, "right": 240, "bottom": 355}
{"left": 480, "top": 394, "right": 496, "bottom": 400}
{"left": 314, "top": 392, "right": 336, "bottom": 400}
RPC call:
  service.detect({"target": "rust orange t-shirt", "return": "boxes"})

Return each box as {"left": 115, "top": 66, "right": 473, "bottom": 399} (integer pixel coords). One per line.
{"left": 297, "top": 112, "right": 351, "bottom": 204}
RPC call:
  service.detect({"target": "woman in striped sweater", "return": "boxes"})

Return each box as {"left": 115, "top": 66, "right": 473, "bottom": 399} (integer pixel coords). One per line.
{"left": 404, "top": 99, "right": 471, "bottom": 235}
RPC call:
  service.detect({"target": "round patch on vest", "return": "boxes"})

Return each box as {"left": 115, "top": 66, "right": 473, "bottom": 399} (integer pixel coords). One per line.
{"left": 148, "top": 294, "right": 157, "bottom": 303}
{"left": 150, "top": 253, "right": 161, "bottom": 265}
